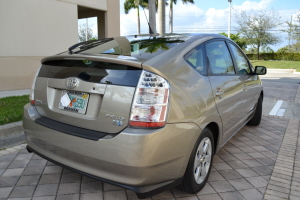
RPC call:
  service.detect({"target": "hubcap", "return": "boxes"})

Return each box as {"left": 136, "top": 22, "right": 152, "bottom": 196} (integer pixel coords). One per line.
{"left": 193, "top": 137, "right": 212, "bottom": 184}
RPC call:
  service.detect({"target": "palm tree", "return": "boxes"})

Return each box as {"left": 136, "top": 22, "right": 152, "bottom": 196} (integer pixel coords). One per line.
{"left": 169, "top": 0, "right": 194, "bottom": 34}
{"left": 124, "top": 0, "right": 148, "bottom": 35}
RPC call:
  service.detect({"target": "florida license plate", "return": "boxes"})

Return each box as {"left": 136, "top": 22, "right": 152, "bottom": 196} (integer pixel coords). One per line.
{"left": 59, "top": 91, "right": 89, "bottom": 114}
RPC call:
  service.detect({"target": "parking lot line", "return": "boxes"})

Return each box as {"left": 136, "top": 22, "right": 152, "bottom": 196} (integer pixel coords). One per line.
{"left": 269, "top": 100, "right": 283, "bottom": 116}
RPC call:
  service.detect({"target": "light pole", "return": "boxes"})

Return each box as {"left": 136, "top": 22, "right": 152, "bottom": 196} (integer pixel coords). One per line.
{"left": 228, "top": 0, "right": 232, "bottom": 39}
{"left": 86, "top": 18, "right": 88, "bottom": 41}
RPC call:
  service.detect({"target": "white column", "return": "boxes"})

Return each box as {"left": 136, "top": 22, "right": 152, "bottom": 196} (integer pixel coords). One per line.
{"left": 149, "top": 0, "right": 156, "bottom": 34}
{"left": 158, "top": 0, "right": 166, "bottom": 37}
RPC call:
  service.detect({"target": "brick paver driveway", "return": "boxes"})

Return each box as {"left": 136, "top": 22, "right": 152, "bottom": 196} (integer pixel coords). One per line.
{"left": 1, "top": 116, "right": 299, "bottom": 200}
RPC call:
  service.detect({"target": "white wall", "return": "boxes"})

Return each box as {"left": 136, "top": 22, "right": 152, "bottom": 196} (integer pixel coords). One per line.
{"left": 0, "top": 0, "right": 78, "bottom": 56}
{"left": 59, "top": 0, "right": 107, "bottom": 11}
{"left": 0, "top": 0, "right": 120, "bottom": 91}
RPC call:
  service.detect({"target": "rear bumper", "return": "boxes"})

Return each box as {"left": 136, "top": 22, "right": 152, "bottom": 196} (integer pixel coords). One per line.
{"left": 23, "top": 103, "right": 201, "bottom": 196}
{"left": 26, "top": 145, "right": 182, "bottom": 199}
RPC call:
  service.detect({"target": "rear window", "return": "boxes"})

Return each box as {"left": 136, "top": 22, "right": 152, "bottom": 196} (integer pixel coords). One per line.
{"left": 39, "top": 60, "right": 142, "bottom": 87}
{"left": 73, "top": 34, "right": 196, "bottom": 60}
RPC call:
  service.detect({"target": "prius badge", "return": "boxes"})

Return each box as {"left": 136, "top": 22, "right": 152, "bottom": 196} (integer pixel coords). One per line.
{"left": 106, "top": 114, "right": 125, "bottom": 126}
{"left": 66, "top": 78, "right": 79, "bottom": 88}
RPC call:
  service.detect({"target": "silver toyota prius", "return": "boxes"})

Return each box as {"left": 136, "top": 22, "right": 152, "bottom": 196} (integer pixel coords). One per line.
{"left": 23, "top": 33, "right": 266, "bottom": 198}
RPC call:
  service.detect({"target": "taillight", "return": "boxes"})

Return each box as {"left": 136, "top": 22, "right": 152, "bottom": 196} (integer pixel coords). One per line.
{"left": 129, "top": 71, "right": 170, "bottom": 128}
{"left": 30, "top": 66, "right": 41, "bottom": 105}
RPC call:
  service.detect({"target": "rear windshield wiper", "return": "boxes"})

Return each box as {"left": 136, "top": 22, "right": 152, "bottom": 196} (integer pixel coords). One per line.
{"left": 68, "top": 38, "right": 114, "bottom": 54}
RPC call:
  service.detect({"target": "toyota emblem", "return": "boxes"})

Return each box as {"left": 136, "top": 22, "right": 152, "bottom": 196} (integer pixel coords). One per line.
{"left": 66, "top": 78, "right": 79, "bottom": 88}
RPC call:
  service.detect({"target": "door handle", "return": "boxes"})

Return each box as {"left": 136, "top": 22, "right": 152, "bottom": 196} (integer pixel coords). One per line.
{"left": 243, "top": 84, "right": 247, "bottom": 91}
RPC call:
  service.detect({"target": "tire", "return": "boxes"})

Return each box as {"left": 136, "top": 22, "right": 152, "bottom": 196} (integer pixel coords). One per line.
{"left": 247, "top": 95, "right": 262, "bottom": 126}
{"left": 179, "top": 127, "right": 214, "bottom": 194}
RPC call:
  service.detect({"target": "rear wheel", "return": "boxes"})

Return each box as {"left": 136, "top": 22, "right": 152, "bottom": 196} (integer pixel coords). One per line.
{"left": 247, "top": 95, "right": 262, "bottom": 126}
{"left": 179, "top": 128, "right": 214, "bottom": 193}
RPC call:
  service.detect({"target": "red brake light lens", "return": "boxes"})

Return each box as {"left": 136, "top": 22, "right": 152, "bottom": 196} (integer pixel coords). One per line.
{"left": 129, "top": 71, "right": 170, "bottom": 128}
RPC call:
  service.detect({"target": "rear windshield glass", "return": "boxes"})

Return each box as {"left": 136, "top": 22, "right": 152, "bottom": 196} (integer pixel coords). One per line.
{"left": 73, "top": 34, "right": 196, "bottom": 60}
{"left": 39, "top": 60, "right": 142, "bottom": 87}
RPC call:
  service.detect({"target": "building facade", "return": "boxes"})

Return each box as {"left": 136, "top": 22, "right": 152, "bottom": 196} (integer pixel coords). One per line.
{"left": 0, "top": 0, "right": 120, "bottom": 91}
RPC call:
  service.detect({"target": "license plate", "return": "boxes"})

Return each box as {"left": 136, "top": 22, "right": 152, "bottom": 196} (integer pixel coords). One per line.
{"left": 59, "top": 91, "right": 89, "bottom": 114}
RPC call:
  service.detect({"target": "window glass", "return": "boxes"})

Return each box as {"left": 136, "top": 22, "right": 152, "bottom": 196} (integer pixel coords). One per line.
{"left": 39, "top": 60, "right": 142, "bottom": 87}
{"left": 206, "top": 41, "right": 235, "bottom": 74}
{"left": 184, "top": 44, "right": 205, "bottom": 74}
{"left": 229, "top": 43, "right": 251, "bottom": 74}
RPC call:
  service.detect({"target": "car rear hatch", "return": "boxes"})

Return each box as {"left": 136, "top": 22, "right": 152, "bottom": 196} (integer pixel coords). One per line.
{"left": 33, "top": 56, "right": 143, "bottom": 136}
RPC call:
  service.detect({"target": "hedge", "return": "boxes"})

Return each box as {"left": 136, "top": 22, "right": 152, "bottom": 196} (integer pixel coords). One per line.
{"left": 246, "top": 53, "right": 300, "bottom": 61}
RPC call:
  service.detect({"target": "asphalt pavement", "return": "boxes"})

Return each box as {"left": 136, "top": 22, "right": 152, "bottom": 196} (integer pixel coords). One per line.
{"left": 261, "top": 69, "right": 300, "bottom": 120}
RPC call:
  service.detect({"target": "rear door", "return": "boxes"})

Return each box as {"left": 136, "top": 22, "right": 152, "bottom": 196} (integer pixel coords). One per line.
{"left": 34, "top": 59, "right": 142, "bottom": 134}
{"left": 206, "top": 40, "right": 246, "bottom": 142}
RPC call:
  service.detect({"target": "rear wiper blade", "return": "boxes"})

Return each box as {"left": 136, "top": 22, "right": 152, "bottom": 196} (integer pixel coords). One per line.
{"left": 68, "top": 38, "right": 114, "bottom": 54}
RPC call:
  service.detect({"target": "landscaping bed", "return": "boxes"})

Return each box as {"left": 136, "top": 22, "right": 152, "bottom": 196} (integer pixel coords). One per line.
{"left": 0, "top": 95, "right": 29, "bottom": 125}
{"left": 250, "top": 60, "right": 300, "bottom": 72}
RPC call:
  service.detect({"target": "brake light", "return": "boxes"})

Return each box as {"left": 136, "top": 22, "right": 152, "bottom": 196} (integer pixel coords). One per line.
{"left": 129, "top": 71, "right": 170, "bottom": 128}
{"left": 30, "top": 66, "right": 41, "bottom": 105}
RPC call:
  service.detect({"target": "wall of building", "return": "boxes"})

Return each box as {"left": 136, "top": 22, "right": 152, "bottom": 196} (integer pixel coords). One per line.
{"left": 106, "top": 0, "right": 121, "bottom": 38}
{"left": 59, "top": 0, "right": 107, "bottom": 11}
{"left": 0, "top": 57, "right": 44, "bottom": 91}
{"left": 0, "top": 0, "right": 120, "bottom": 91}
{"left": 0, "top": 0, "right": 78, "bottom": 57}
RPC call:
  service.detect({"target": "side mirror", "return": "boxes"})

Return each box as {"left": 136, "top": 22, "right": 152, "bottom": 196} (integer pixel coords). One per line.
{"left": 253, "top": 66, "right": 267, "bottom": 75}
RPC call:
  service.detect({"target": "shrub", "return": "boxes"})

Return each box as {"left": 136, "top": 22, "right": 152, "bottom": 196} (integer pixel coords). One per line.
{"left": 246, "top": 53, "right": 300, "bottom": 61}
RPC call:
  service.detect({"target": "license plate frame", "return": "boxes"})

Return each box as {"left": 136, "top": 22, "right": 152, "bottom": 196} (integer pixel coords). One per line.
{"left": 59, "top": 90, "right": 90, "bottom": 114}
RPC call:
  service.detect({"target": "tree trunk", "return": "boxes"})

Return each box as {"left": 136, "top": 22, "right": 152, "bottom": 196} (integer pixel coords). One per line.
{"left": 149, "top": 0, "right": 156, "bottom": 34}
{"left": 169, "top": 1, "right": 173, "bottom": 34}
{"left": 257, "top": 44, "right": 260, "bottom": 60}
{"left": 158, "top": 0, "right": 166, "bottom": 37}
{"left": 137, "top": 6, "right": 140, "bottom": 35}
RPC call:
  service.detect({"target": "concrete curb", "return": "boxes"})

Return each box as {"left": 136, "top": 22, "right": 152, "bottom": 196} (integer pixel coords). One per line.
{"left": 0, "top": 89, "right": 30, "bottom": 98}
{"left": 0, "top": 121, "right": 25, "bottom": 149}
{"left": 267, "top": 68, "right": 300, "bottom": 74}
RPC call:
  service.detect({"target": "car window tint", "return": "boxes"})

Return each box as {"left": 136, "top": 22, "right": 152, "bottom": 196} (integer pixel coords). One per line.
{"left": 206, "top": 41, "right": 235, "bottom": 74}
{"left": 229, "top": 43, "right": 251, "bottom": 74}
{"left": 184, "top": 44, "right": 205, "bottom": 75}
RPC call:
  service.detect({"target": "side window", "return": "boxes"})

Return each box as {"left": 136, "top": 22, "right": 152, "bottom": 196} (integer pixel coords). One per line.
{"left": 229, "top": 43, "right": 251, "bottom": 74}
{"left": 206, "top": 41, "right": 235, "bottom": 75}
{"left": 184, "top": 44, "right": 205, "bottom": 75}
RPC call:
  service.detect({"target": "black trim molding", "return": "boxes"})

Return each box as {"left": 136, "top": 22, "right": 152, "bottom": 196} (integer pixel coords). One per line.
{"left": 35, "top": 117, "right": 108, "bottom": 140}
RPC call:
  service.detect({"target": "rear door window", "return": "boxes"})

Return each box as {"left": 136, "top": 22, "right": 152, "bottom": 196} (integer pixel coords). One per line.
{"left": 205, "top": 41, "right": 235, "bottom": 75}
{"left": 39, "top": 60, "right": 142, "bottom": 87}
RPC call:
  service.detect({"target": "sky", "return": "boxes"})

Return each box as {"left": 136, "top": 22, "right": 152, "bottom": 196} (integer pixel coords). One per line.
{"left": 79, "top": 0, "right": 300, "bottom": 51}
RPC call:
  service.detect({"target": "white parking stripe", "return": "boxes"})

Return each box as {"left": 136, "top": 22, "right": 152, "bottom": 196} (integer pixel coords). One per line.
{"left": 269, "top": 100, "right": 284, "bottom": 116}
{"left": 277, "top": 109, "right": 286, "bottom": 116}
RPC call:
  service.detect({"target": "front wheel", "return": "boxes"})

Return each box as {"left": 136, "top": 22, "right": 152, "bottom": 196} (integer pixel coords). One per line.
{"left": 179, "top": 128, "right": 214, "bottom": 194}
{"left": 247, "top": 95, "right": 262, "bottom": 126}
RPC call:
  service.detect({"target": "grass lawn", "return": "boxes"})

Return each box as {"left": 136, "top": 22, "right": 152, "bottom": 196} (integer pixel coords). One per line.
{"left": 250, "top": 60, "right": 300, "bottom": 72}
{"left": 0, "top": 95, "right": 29, "bottom": 125}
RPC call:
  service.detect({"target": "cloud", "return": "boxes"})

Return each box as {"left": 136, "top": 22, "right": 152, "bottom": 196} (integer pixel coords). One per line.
{"left": 233, "top": 0, "right": 273, "bottom": 11}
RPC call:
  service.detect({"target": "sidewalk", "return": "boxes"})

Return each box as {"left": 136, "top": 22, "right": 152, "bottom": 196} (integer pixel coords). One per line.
{"left": 0, "top": 89, "right": 30, "bottom": 99}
